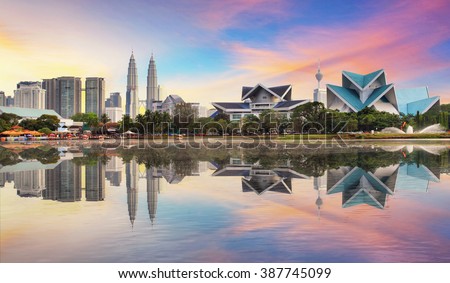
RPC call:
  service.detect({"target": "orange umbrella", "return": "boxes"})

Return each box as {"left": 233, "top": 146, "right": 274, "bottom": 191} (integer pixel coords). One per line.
{"left": 22, "top": 130, "right": 43, "bottom": 136}
{"left": 1, "top": 130, "right": 22, "bottom": 136}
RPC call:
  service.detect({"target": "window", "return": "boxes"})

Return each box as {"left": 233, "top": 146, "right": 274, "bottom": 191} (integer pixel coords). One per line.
{"left": 232, "top": 114, "right": 241, "bottom": 120}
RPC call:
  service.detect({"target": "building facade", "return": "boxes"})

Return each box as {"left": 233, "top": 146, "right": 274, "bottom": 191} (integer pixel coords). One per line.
{"left": 42, "top": 77, "right": 82, "bottom": 118}
{"left": 85, "top": 77, "right": 105, "bottom": 116}
{"left": 126, "top": 52, "right": 138, "bottom": 118}
{"left": 6, "top": 96, "right": 14, "bottom": 107}
{"left": 160, "top": 94, "right": 185, "bottom": 116}
{"left": 105, "top": 107, "right": 123, "bottom": 122}
{"left": 326, "top": 69, "right": 440, "bottom": 115}
{"left": 13, "top": 81, "right": 46, "bottom": 109}
{"left": 105, "top": 92, "right": 122, "bottom": 108}
{"left": 0, "top": 91, "right": 5, "bottom": 106}
{"left": 212, "top": 84, "right": 309, "bottom": 121}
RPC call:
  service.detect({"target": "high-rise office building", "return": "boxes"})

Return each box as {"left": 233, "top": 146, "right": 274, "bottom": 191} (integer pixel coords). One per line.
{"left": 42, "top": 77, "right": 82, "bottom": 118}
{"left": 85, "top": 77, "right": 105, "bottom": 116}
{"left": 6, "top": 96, "right": 14, "bottom": 107}
{"left": 13, "top": 81, "right": 46, "bottom": 109}
{"left": 105, "top": 92, "right": 122, "bottom": 108}
{"left": 126, "top": 52, "right": 138, "bottom": 118}
{"left": 0, "top": 91, "right": 5, "bottom": 106}
{"left": 146, "top": 54, "right": 158, "bottom": 111}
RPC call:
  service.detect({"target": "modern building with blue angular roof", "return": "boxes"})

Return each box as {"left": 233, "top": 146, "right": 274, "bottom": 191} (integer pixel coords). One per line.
{"left": 324, "top": 69, "right": 440, "bottom": 115}
{"left": 212, "top": 84, "right": 309, "bottom": 121}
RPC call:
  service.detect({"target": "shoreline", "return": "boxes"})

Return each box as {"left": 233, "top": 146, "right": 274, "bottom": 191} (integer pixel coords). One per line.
{"left": 1, "top": 136, "right": 450, "bottom": 148}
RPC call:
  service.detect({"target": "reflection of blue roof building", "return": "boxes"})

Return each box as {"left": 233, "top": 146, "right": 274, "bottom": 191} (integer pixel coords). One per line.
{"left": 327, "top": 167, "right": 395, "bottom": 209}
{"left": 326, "top": 162, "right": 440, "bottom": 209}
{"left": 212, "top": 84, "right": 309, "bottom": 121}
{"left": 325, "top": 70, "right": 440, "bottom": 115}
{"left": 395, "top": 164, "right": 440, "bottom": 192}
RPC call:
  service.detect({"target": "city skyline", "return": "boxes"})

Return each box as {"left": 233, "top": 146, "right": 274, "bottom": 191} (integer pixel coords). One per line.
{"left": 1, "top": 0, "right": 449, "bottom": 108}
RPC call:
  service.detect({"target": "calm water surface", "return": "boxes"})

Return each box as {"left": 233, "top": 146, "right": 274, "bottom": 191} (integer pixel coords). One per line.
{"left": 1, "top": 141, "right": 449, "bottom": 262}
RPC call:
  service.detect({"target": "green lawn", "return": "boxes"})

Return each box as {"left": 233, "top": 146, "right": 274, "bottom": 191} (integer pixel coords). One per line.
{"left": 277, "top": 133, "right": 450, "bottom": 140}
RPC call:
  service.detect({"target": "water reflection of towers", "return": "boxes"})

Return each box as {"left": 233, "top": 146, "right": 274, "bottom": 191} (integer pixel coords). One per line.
{"left": 124, "top": 159, "right": 206, "bottom": 227}
{"left": 126, "top": 159, "right": 163, "bottom": 227}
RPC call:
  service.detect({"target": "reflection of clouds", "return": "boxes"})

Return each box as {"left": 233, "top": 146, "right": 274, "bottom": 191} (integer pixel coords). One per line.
{"left": 2, "top": 144, "right": 450, "bottom": 262}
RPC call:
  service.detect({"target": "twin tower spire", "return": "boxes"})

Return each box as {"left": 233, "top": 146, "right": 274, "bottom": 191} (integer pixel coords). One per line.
{"left": 126, "top": 51, "right": 158, "bottom": 117}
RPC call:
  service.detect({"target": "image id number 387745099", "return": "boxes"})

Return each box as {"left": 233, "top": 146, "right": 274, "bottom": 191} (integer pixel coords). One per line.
{"left": 259, "top": 267, "right": 331, "bottom": 279}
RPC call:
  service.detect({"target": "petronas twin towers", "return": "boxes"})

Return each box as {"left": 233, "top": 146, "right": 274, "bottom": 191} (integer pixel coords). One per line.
{"left": 126, "top": 52, "right": 158, "bottom": 117}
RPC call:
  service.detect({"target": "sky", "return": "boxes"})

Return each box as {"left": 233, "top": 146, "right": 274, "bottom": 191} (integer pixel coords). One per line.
{"left": 1, "top": 0, "right": 450, "bottom": 109}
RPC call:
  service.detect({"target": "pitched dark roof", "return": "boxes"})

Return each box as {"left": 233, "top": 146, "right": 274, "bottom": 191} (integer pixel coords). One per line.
{"left": 213, "top": 102, "right": 250, "bottom": 110}
{"left": 242, "top": 86, "right": 253, "bottom": 98}
{"left": 273, "top": 100, "right": 308, "bottom": 109}
{"left": 209, "top": 110, "right": 219, "bottom": 118}
{"left": 269, "top": 85, "right": 291, "bottom": 97}
{"left": 241, "top": 84, "right": 291, "bottom": 99}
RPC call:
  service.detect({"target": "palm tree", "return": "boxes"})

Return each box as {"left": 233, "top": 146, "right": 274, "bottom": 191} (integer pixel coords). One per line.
{"left": 100, "top": 113, "right": 111, "bottom": 124}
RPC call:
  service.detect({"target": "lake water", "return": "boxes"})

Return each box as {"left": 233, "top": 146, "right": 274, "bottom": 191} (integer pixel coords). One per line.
{"left": 1, "top": 141, "right": 449, "bottom": 263}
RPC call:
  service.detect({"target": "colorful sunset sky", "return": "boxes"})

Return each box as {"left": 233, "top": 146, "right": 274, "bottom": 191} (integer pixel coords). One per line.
{"left": 1, "top": 0, "right": 450, "bottom": 108}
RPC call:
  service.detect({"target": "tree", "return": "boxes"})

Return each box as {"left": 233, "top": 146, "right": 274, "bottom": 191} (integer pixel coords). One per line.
{"left": 259, "top": 109, "right": 276, "bottom": 134}
{"left": 441, "top": 103, "right": 450, "bottom": 113}
{"left": 100, "top": 113, "right": 111, "bottom": 124}
{"left": 38, "top": 127, "right": 53, "bottom": 135}
{"left": 70, "top": 112, "right": 98, "bottom": 127}
{"left": 439, "top": 111, "right": 449, "bottom": 130}
{"left": 36, "top": 114, "right": 60, "bottom": 131}
{"left": 213, "top": 112, "right": 230, "bottom": 122}
{"left": 173, "top": 103, "right": 198, "bottom": 134}
{"left": 292, "top": 102, "right": 326, "bottom": 133}
{"left": 241, "top": 114, "right": 260, "bottom": 135}
{"left": 0, "top": 113, "right": 21, "bottom": 131}
{"left": 19, "top": 119, "right": 38, "bottom": 130}
{"left": 119, "top": 114, "right": 133, "bottom": 132}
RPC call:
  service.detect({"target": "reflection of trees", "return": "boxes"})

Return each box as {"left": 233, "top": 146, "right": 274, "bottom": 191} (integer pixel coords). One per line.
{"left": 0, "top": 146, "right": 60, "bottom": 165}
{"left": 71, "top": 147, "right": 109, "bottom": 166}
{"left": 65, "top": 145, "right": 450, "bottom": 178}
{"left": 2, "top": 143, "right": 447, "bottom": 179}
{"left": 19, "top": 147, "right": 60, "bottom": 164}
{"left": 0, "top": 147, "right": 21, "bottom": 166}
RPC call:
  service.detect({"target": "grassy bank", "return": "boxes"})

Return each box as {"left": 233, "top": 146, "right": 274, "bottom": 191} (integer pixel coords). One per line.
{"left": 277, "top": 133, "right": 450, "bottom": 140}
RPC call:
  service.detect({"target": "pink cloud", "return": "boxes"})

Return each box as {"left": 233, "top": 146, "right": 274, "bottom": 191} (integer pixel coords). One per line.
{"left": 178, "top": 0, "right": 294, "bottom": 30}
{"left": 224, "top": 0, "right": 450, "bottom": 101}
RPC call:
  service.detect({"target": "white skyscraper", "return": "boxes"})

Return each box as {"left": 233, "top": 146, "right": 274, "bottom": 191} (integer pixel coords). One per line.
{"left": 313, "top": 61, "right": 327, "bottom": 105}
{"left": 126, "top": 52, "right": 138, "bottom": 118}
{"left": 14, "top": 81, "right": 46, "bottom": 109}
{"left": 146, "top": 54, "right": 158, "bottom": 111}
